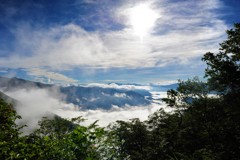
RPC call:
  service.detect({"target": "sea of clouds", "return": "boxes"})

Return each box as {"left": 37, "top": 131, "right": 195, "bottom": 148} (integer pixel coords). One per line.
{"left": 3, "top": 83, "right": 171, "bottom": 134}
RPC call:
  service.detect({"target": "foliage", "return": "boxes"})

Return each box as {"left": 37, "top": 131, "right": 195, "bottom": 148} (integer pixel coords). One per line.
{"left": 202, "top": 23, "right": 240, "bottom": 95}
{"left": 162, "top": 77, "right": 209, "bottom": 108}
{"left": 105, "top": 119, "right": 150, "bottom": 160}
{"left": 0, "top": 98, "right": 25, "bottom": 159}
{"left": 0, "top": 101, "right": 104, "bottom": 159}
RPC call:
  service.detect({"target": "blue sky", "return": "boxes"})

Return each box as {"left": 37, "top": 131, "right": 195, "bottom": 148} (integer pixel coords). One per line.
{"left": 0, "top": 0, "right": 239, "bottom": 84}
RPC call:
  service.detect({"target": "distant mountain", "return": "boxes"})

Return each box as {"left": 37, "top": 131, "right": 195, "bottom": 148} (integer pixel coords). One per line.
{"left": 0, "top": 77, "right": 52, "bottom": 91}
{"left": 102, "top": 82, "right": 178, "bottom": 92}
{"left": 0, "top": 77, "right": 151, "bottom": 110}
{"left": 61, "top": 86, "right": 150, "bottom": 110}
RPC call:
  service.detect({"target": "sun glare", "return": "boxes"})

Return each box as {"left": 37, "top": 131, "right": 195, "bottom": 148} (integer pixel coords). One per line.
{"left": 129, "top": 4, "right": 159, "bottom": 40}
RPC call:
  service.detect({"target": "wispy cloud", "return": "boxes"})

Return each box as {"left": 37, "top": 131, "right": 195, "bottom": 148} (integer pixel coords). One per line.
{"left": 27, "top": 68, "right": 78, "bottom": 83}
{"left": 0, "top": 0, "right": 227, "bottom": 80}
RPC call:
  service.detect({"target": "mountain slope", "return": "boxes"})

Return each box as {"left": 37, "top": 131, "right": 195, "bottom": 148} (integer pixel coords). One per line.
{"left": 0, "top": 91, "right": 17, "bottom": 105}
{"left": 0, "top": 77, "right": 151, "bottom": 110}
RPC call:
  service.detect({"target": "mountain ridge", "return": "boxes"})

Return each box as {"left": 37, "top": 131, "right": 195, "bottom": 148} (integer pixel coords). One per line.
{"left": 0, "top": 76, "right": 154, "bottom": 110}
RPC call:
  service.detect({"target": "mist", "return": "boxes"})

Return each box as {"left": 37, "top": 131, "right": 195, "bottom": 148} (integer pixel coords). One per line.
{"left": 3, "top": 84, "right": 170, "bottom": 133}
{"left": 55, "top": 91, "right": 171, "bottom": 127}
{"left": 5, "top": 88, "right": 66, "bottom": 134}
{"left": 55, "top": 103, "right": 170, "bottom": 127}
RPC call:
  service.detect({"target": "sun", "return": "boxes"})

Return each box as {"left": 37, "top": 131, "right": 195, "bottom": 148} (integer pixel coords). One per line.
{"left": 129, "top": 3, "right": 159, "bottom": 40}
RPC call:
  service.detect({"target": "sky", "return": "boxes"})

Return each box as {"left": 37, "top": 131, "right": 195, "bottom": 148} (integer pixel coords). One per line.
{"left": 0, "top": 0, "right": 239, "bottom": 84}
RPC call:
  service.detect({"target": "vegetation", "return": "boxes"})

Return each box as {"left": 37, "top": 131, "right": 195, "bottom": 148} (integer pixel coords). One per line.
{"left": 0, "top": 23, "right": 239, "bottom": 159}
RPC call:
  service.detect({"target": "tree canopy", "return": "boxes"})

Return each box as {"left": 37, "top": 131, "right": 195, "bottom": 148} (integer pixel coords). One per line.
{"left": 202, "top": 23, "right": 240, "bottom": 95}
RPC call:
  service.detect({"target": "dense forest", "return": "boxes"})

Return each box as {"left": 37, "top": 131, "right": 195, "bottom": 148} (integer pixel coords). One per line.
{"left": 1, "top": 23, "right": 239, "bottom": 160}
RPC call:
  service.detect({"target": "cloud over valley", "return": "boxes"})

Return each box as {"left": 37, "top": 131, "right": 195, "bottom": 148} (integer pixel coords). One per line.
{"left": 0, "top": 77, "right": 172, "bottom": 129}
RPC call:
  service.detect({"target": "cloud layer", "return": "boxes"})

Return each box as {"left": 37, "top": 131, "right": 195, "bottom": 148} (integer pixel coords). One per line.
{"left": 55, "top": 91, "right": 171, "bottom": 127}
{"left": 3, "top": 83, "right": 170, "bottom": 129}
{"left": 0, "top": 0, "right": 227, "bottom": 82}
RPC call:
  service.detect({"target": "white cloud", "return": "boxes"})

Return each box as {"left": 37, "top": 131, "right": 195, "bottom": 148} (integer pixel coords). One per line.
{"left": 86, "top": 83, "right": 152, "bottom": 90}
{"left": 0, "top": 70, "right": 8, "bottom": 73}
{"left": 0, "top": 0, "right": 227, "bottom": 74}
{"left": 5, "top": 88, "right": 65, "bottom": 134}
{"left": 114, "top": 93, "right": 127, "bottom": 98}
{"left": 55, "top": 103, "right": 170, "bottom": 127}
{"left": 82, "top": 0, "right": 98, "bottom": 4}
{"left": 27, "top": 68, "right": 78, "bottom": 83}
{"left": 151, "top": 80, "right": 178, "bottom": 85}
{"left": 55, "top": 91, "right": 171, "bottom": 127}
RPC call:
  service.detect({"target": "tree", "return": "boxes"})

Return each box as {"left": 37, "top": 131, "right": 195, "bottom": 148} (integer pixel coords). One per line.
{"left": 202, "top": 23, "right": 240, "bottom": 95}
{"left": 0, "top": 98, "right": 25, "bottom": 159}
{"left": 69, "top": 120, "right": 104, "bottom": 160}
{"left": 202, "top": 24, "right": 240, "bottom": 159}
{"left": 104, "top": 119, "right": 150, "bottom": 160}
{"left": 162, "top": 77, "right": 209, "bottom": 109}
{"left": 147, "top": 109, "right": 184, "bottom": 160}
{"left": 159, "top": 23, "right": 240, "bottom": 159}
